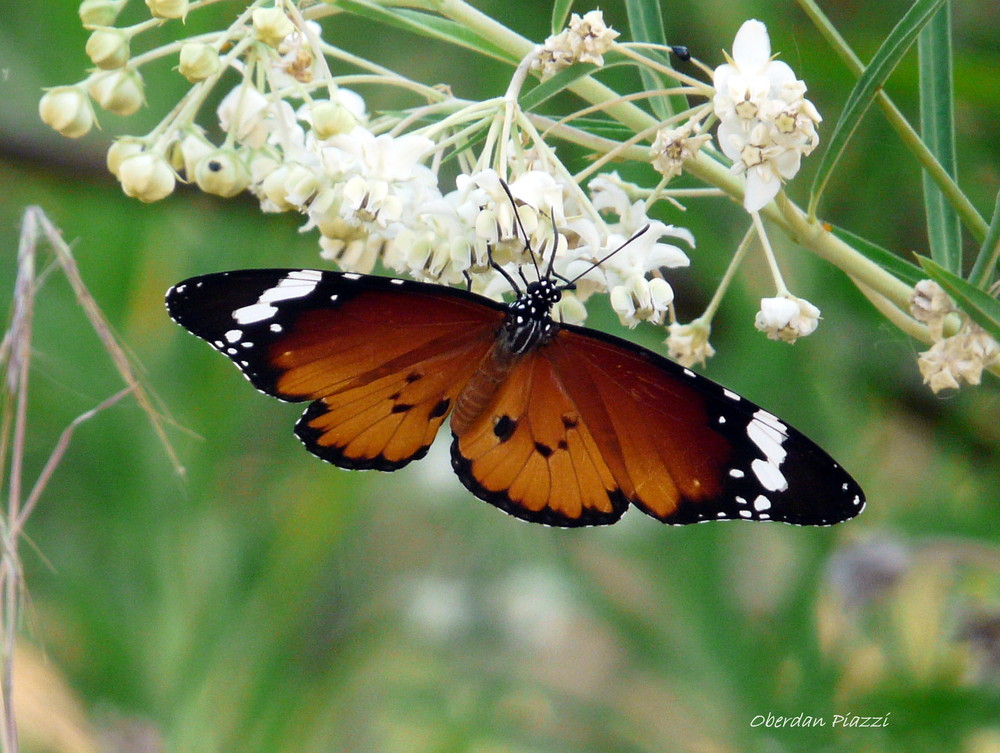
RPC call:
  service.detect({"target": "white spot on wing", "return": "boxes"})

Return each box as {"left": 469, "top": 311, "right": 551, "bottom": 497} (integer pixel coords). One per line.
{"left": 232, "top": 271, "right": 321, "bottom": 324}
{"left": 739, "top": 509, "right": 752, "bottom": 518}
{"left": 751, "top": 457, "right": 788, "bottom": 492}
{"left": 683, "top": 368, "right": 695, "bottom": 378}
{"left": 224, "top": 329, "right": 242, "bottom": 343}
{"left": 723, "top": 389, "right": 741, "bottom": 401}
{"left": 269, "top": 323, "right": 283, "bottom": 333}
{"left": 233, "top": 302, "right": 277, "bottom": 324}
{"left": 342, "top": 273, "right": 362, "bottom": 280}
{"left": 753, "top": 495, "right": 772, "bottom": 512}
{"left": 391, "top": 278, "right": 405, "bottom": 285}
{"left": 729, "top": 468, "right": 745, "bottom": 479}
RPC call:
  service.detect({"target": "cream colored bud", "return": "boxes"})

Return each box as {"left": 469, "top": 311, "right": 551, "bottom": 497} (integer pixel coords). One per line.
{"left": 79, "top": 0, "right": 120, "bottom": 27}
{"left": 145, "top": 0, "right": 188, "bottom": 20}
{"left": 106, "top": 138, "right": 145, "bottom": 176}
{"left": 310, "top": 100, "right": 357, "bottom": 139}
{"left": 88, "top": 69, "right": 144, "bottom": 116}
{"left": 252, "top": 7, "right": 295, "bottom": 48}
{"left": 176, "top": 132, "right": 214, "bottom": 177}
{"left": 118, "top": 152, "right": 176, "bottom": 202}
{"left": 194, "top": 150, "right": 251, "bottom": 197}
{"left": 39, "top": 87, "right": 95, "bottom": 138}
{"left": 86, "top": 28, "right": 130, "bottom": 69}
{"left": 178, "top": 43, "right": 220, "bottom": 82}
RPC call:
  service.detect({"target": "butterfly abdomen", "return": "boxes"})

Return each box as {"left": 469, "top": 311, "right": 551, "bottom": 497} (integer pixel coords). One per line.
{"left": 451, "top": 336, "right": 523, "bottom": 436}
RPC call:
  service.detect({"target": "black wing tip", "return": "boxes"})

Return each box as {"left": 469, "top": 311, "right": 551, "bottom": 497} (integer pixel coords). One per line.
{"left": 295, "top": 403, "right": 430, "bottom": 472}
{"left": 449, "top": 437, "right": 629, "bottom": 528}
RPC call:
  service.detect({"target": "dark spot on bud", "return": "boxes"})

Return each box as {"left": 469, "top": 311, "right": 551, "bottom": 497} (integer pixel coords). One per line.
{"left": 430, "top": 398, "right": 450, "bottom": 418}
{"left": 671, "top": 45, "right": 691, "bottom": 61}
{"left": 534, "top": 442, "right": 553, "bottom": 458}
{"left": 391, "top": 403, "right": 413, "bottom": 414}
{"left": 493, "top": 415, "right": 516, "bottom": 442}
{"left": 208, "top": 160, "right": 223, "bottom": 172}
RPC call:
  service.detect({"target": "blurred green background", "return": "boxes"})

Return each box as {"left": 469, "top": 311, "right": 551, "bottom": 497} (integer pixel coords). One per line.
{"left": 3, "top": 0, "right": 1000, "bottom": 751}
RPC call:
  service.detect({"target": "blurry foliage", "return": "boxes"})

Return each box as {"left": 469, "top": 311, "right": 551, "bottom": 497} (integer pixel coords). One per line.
{"left": 1, "top": 0, "right": 1000, "bottom": 752}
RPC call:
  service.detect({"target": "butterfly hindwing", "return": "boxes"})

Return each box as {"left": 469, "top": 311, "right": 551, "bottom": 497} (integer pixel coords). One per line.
{"left": 450, "top": 349, "right": 628, "bottom": 527}
{"left": 167, "top": 269, "right": 505, "bottom": 470}
{"left": 547, "top": 325, "right": 865, "bottom": 526}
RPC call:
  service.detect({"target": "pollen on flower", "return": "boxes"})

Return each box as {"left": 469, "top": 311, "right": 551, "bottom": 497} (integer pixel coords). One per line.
{"left": 667, "top": 321, "right": 716, "bottom": 368}
{"left": 918, "top": 325, "right": 1000, "bottom": 393}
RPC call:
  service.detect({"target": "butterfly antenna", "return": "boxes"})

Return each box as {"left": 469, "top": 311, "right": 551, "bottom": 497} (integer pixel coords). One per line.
{"left": 498, "top": 179, "right": 541, "bottom": 281}
{"left": 564, "top": 225, "right": 651, "bottom": 287}
{"left": 486, "top": 242, "right": 523, "bottom": 296}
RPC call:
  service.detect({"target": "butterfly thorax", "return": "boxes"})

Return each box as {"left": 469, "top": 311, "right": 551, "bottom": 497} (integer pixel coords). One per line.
{"left": 502, "top": 279, "right": 562, "bottom": 356}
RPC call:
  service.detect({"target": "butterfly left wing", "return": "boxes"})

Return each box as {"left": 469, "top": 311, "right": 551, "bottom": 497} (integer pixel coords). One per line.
{"left": 544, "top": 325, "right": 865, "bottom": 526}
{"left": 167, "top": 269, "right": 505, "bottom": 470}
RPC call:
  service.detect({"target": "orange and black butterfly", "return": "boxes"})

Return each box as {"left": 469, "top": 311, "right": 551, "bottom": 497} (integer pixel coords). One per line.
{"left": 166, "top": 256, "right": 865, "bottom": 527}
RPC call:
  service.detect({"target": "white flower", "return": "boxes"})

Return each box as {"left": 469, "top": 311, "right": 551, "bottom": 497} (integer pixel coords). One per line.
{"left": 713, "top": 20, "right": 822, "bottom": 212}
{"left": 650, "top": 121, "right": 711, "bottom": 180}
{"left": 666, "top": 320, "right": 716, "bottom": 367}
{"left": 218, "top": 83, "right": 272, "bottom": 148}
{"left": 533, "top": 9, "right": 619, "bottom": 80}
{"left": 754, "top": 294, "right": 821, "bottom": 343}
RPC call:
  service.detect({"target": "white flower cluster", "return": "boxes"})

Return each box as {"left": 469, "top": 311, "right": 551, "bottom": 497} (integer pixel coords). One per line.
{"left": 910, "top": 280, "right": 1000, "bottom": 392}
{"left": 533, "top": 10, "right": 620, "bottom": 80}
{"left": 755, "top": 294, "right": 821, "bottom": 344}
{"left": 713, "top": 20, "right": 822, "bottom": 212}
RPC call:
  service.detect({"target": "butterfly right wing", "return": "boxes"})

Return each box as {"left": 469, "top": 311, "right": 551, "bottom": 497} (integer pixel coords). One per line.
{"left": 167, "top": 269, "right": 505, "bottom": 470}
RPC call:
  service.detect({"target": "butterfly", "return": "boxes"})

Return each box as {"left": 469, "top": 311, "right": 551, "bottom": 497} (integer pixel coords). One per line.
{"left": 165, "top": 262, "right": 865, "bottom": 528}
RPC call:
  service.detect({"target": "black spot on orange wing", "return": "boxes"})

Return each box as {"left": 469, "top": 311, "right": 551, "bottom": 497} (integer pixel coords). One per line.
{"left": 167, "top": 269, "right": 506, "bottom": 470}
{"left": 451, "top": 350, "right": 628, "bottom": 527}
{"left": 545, "top": 325, "right": 865, "bottom": 526}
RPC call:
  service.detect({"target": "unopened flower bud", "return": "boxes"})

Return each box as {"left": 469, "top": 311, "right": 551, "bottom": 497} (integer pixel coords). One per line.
{"left": 310, "top": 100, "right": 357, "bottom": 139}
{"left": 79, "top": 0, "right": 120, "bottom": 27}
{"left": 195, "top": 150, "right": 251, "bottom": 197}
{"left": 106, "top": 137, "right": 145, "bottom": 176}
{"left": 178, "top": 43, "right": 220, "bottom": 82}
{"left": 176, "top": 132, "right": 214, "bottom": 176}
{"left": 145, "top": 0, "right": 188, "bottom": 20}
{"left": 252, "top": 8, "right": 295, "bottom": 48}
{"left": 118, "top": 152, "right": 176, "bottom": 202}
{"left": 88, "top": 69, "right": 144, "bottom": 115}
{"left": 39, "top": 86, "right": 94, "bottom": 138}
{"left": 86, "top": 28, "right": 130, "bottom": 69}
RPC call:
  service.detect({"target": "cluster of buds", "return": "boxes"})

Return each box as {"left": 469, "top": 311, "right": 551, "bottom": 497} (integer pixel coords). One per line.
{"left": 712, "top": 20, "right": 822, "bottom": 212}
{"left": 910, "top": 280, "right": 1000, "bottom": 392}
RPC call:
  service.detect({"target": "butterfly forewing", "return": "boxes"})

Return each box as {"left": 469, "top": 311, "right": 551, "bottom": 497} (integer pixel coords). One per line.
{"left": 167, "top": 269, "right": 505, "bottom": 470}
{"left": 547, "top": 324, "right": 864, "bottom": 525}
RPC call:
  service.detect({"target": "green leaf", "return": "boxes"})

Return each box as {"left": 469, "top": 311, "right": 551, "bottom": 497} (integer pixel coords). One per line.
{"left": 331, "top": 0, "right": 514, "bottom": 63}
{"left": 551, "top": 0, "right": 574, "bottom": 36}
{"left": 917, "top": 256, "right": 1000, "bottom": 342}
{"left": 830, "top": 226, "right": 926, "bottom": 288}
{"left": 809, "top": 0, "right": 948, "bottom": 215}
{"left": 624, "top": 0, "right": 676, "bottom": 121}
{"left": 919, "top": 4, "right": 962, "bottom": 273}
{"left": 969, "top": 188, "right": 1000, "bottom": 289}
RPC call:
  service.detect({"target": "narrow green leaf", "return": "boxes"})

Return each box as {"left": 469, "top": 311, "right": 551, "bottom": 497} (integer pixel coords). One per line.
{"left": 809, "top": 0, "right": 948, "bottom": 215}
{"left": 831, "top": 226, "right": 926, "bottom": 288}
{"left": 332, "top": 0, "right": 513, "bottom": 63}
{"left": 917, "top": 255, "right": 1000, "bottom": 341}
{"left": 969, "top": 189, "right": 1000, "bottom": 288}
{"left": 623, "top": 0, "right": 674, "bottom": 121}
{"left": 918, "top": 4, "right": 961, "bottom": 273}
{"left": 551, "top": 0, "right": 574, "bottom": 36}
